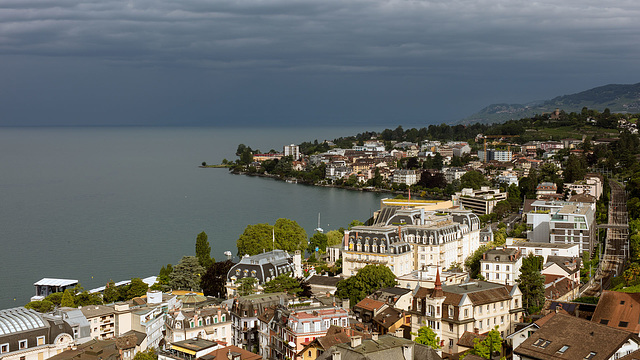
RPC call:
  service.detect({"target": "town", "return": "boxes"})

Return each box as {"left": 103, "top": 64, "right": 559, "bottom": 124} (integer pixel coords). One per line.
{"left": 6, "top": 109, "right": 640, "bottom": 360}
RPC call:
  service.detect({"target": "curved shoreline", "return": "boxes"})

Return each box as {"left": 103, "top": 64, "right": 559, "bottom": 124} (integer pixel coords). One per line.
{"left": 227, "top": 168, "right": 450, "bottom": 199}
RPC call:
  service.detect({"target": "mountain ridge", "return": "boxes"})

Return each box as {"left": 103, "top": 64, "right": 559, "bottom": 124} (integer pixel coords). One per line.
{"left": 456, "top": 82, "right": 640, "bottom": 125}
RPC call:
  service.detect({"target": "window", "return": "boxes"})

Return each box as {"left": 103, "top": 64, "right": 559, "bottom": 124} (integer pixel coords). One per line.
{"left": 485, "top": 264, "right": 489, "bottom": 270}
{"left": 506, "top": 265, "right": 510, "bottom": 271}
{"left": 449, "top": 339, "right": 453, "bottom": 348}
{"left": 585, "top": 352, "right": 597, "bottom": 360}
{"left": 221, "top": 314, "right": 226, "bottom": 322}
{"left": 37, "top": 336, "right": 45, "bottom": 346}
{"left": 496, "top": 273, "right": 500, "bottom": 279}
{"left": 619, "top": 321, "right": 629, "bottom": 328}
{"left": 314, "top": 322, "right": 320, "bottom": 332}
{"left": 495, "top": 265, "right": 499, "bottom": 271}
{"left": 190, "top": 321, "right": 195, "bottom": 328}
{"left": 448, "top": 306, "right": 453, "bottom": 317}
{"left": 1, "top": 344, "right": 8, "bottom": 353}
{"left": 500, "top": 301, "right": 504, "bottom": 309}
{"left": 304, "top": 323, "right": 310, "bottom": 333}
{"left": 205, "top": 317, "right": 211, "bottom": 325}
{"left": 464, "top": 309, "right": 468, "bottom": 318}
{"left": 19, "top": 340, "right": 27, "bottom": 350}
{"left": 600, "top": 319, "right": 609, "bottom": 325}
{"left": 500, "top": 316, "right": 504, "bottom": 324}
{"left": 557, "top": 345, "right": 569, "bottom": 354}
{"left": 198, "top": 319, "right": 202, "bottom": 326}
{"left": 449, "top": 323, "right": 453, "bottom": 332}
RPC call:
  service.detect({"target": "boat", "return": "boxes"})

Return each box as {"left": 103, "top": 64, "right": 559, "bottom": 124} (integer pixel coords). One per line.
{"left": 314, "top": 213, "right": 324, "bottom": 233}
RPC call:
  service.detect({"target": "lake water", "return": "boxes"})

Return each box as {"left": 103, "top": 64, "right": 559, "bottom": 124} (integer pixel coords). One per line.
{"left": 0, "top": 126, "right": 387, "bottom": 308}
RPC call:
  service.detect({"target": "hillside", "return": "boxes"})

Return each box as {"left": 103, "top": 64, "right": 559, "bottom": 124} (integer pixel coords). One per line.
{"left": 458, "top": 82, "right": 640, "bottom": 125}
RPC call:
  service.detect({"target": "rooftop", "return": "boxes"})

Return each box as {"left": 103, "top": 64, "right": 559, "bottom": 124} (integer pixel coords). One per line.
{"left": 0, "top": 307, "right": 47, "bottom": 335}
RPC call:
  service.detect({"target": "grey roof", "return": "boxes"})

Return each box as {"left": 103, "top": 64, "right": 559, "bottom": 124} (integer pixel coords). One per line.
{"left": 0, "top": 307, "right": 47, "bottom": 335}
{"left": 317, "top": 335, "right": 442, "bottom": 360}
{"left": 442, "top": 281, "right": 507, "bottom": 295}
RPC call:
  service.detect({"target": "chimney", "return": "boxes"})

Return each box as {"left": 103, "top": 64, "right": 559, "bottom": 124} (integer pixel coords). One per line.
{"left": 402, "top": 345, "right": 413, "bottom": 360}
{"left": 351, "top": 335, "right": 362, "bottom": 348}
{"left": 372, "top": 333, "right": 379, "bottom": 341}
{"left": 332, "top": 351, "right": 342, "bottom": 360}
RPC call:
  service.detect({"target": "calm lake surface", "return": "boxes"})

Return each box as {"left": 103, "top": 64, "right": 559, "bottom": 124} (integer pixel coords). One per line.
{"left": 0, "top": 126, "right": 387, "bottom": 308}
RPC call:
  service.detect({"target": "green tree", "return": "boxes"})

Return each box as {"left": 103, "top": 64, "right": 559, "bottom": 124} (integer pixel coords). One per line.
{"left": 263, "top": 275, "right": 305, "bottom": 296}
{"left": 237, "top": 223, "right": 275, "bottom": 256}
{"left": 465, "top": 245, "right": 489, "bottom": 279}
{"left": 103, "top": 280, "right": 120, "bottom": 303}
{"left": 127, "top": 278, "right": 149, "bottom": 299}
{"left": 44, "top": 292, "right": 63, "bottom": 306}
{"left": 274, "top": 218, "right": 308, "bottom": 253}
{"left": 414, "top": 326, "right": 441, "bottom": 349}
{"left": 326, "top": 230, "right": 344, "bottom": 247}
{"left": 462, "top": 326, "right": 503, "bottom": 359}
{"left": 517, "top": 253, "right": 545, "bottom": 314}
{"left": 493, "top": 200, "right": 511, "bottom": 219}
{"left": 460, "top": 171, "right": 489, "bottom": 190}
{"left": 348, "top": 220, "right": 364, "bottom": 230}
{"left": 308, "top": 232, "right": 329, "bottom": 254}
{"left": 169, "top": 256, "right": 205, "bottom": 291}
{"left": 236, "top": 277, "right": 257, "bottom": 296}
{"left": 200, "top": 260, "right": 235, "bottom": 298}
{"left": 336, "top": 265, "right": 397, "bottom": 307}
{"left": 563, "top": 154, "right": 587, "bottom": 183}
{"left": 24, "top": 300, "right": 54, "bottom": 313}
{"left": 61, "top": 289, "right": 75, "bottom": 308}
{"left": 133, "top": 348, "right": 157, "bottom": 360}
{"left": 195, "top": 231, "right": 214, "bottom": 268}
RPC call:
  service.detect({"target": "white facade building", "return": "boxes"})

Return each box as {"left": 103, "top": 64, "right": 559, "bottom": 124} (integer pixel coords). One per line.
{"left": 480, "top": 247, "right": 523, "bottom": 286}
{"left": 283, "top": 144, "right": 301, "bottom": 160}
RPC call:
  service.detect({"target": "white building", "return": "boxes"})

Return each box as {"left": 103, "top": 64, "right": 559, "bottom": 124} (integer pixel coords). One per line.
{"left": 412, "top": 278, "right": 524, "bottom": 356}
{"left": 443, "top": 167, "right": 467, "bottom": 183}
{"left": 283, "top": 144, "right": 301, "bottom": 160}
{"left": 505, "top": 238, "right": 580, "bottom": 262}
{"left": 392, "top": 169, "right": 419, "bottom": 186}
{"left": 342, "top": 226, "right": 414, "bottom": 277}
{"left": 480, "top": 247, "right": 523, "bottom": 286}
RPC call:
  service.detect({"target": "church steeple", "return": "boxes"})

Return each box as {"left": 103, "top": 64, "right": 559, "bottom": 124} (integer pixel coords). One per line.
{"left": 432, "top": 268, "right": 444, "bottom": 298}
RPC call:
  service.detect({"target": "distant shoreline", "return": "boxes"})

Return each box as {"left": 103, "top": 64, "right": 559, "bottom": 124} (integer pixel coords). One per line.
{"left": 199, "top": 164, "right": 232, "bottom": 168}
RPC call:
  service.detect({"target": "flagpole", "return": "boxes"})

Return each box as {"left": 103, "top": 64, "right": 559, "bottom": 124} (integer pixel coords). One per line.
{"left": 273, "top": 227, "right": 275, "bottom": 251}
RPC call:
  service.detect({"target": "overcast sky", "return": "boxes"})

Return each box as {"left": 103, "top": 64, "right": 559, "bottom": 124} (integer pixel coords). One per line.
{"left": 1, "top": 0, "right": 639, "bottom": 127}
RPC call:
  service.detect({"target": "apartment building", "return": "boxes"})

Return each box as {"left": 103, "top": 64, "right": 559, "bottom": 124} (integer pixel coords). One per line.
{"left": 411, "top": 277, "right": 523, "bottom": 356}
{"left": 165, "top": 307, "right": 231, "bottom": 344}
{"left": 480, "top": 247, "right": 523, "bottom": 286}
{"left": 451, "top": 187, "right": 507, "bottom": 215}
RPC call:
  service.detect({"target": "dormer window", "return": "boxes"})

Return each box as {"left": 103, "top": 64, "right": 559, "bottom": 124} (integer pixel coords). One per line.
{"left": 205, "top": 317, "right": 211, "bottom": 325}
{"left": 176, "top": 322, "right": 182, "bottom": 329}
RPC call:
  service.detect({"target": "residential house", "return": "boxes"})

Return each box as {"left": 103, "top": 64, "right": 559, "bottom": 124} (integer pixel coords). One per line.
{"left": 283, "top": 144, "right": 301, "bottom": 160}
{"left": 592, "top": 291, "right": 640, "bottom": 334}
{"left": 80, "top": 305, "right": 116, "bottom": 340}
{"left": 411, "top": 277, "right": 524, "bottom": 356}
{"left": 513, "top": 313, "right": 640, "bottom": 360}
{"left": 226, "top": 250, "right": 302, "bottom": 297}
{"left": 165, "top": 307, "right": 231, "bottom": 344}
{"left": 535, "top": 182, "right": 557, "bottom": 199}
{"left": 230, "top": 293, "right": 288, "bottom": 352}
{"left": 46, "top": 339, "right": 119, "bottom": 360}
{"left": 203, "top": 345, "right": 262, "bottom": 360}
{"left": 480, "top": 247, "right": 523, "bottom": 286}
{"left": 368, "top": 287, "right": 413, "bottom": 311}
{"left": 315, "top": 334, "right": 442, "bottom": 360}
{"left": 296, "top": 326, "right": 351, "bottom": 360}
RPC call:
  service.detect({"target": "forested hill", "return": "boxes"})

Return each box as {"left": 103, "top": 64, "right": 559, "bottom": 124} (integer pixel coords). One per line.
{"left": 457, "top": 82, "right": 640, "bottom": 125}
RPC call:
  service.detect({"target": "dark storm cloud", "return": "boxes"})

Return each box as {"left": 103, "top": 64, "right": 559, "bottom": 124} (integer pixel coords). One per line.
{"left": 1, "top": 0, "right": 639, "bottom": 125}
